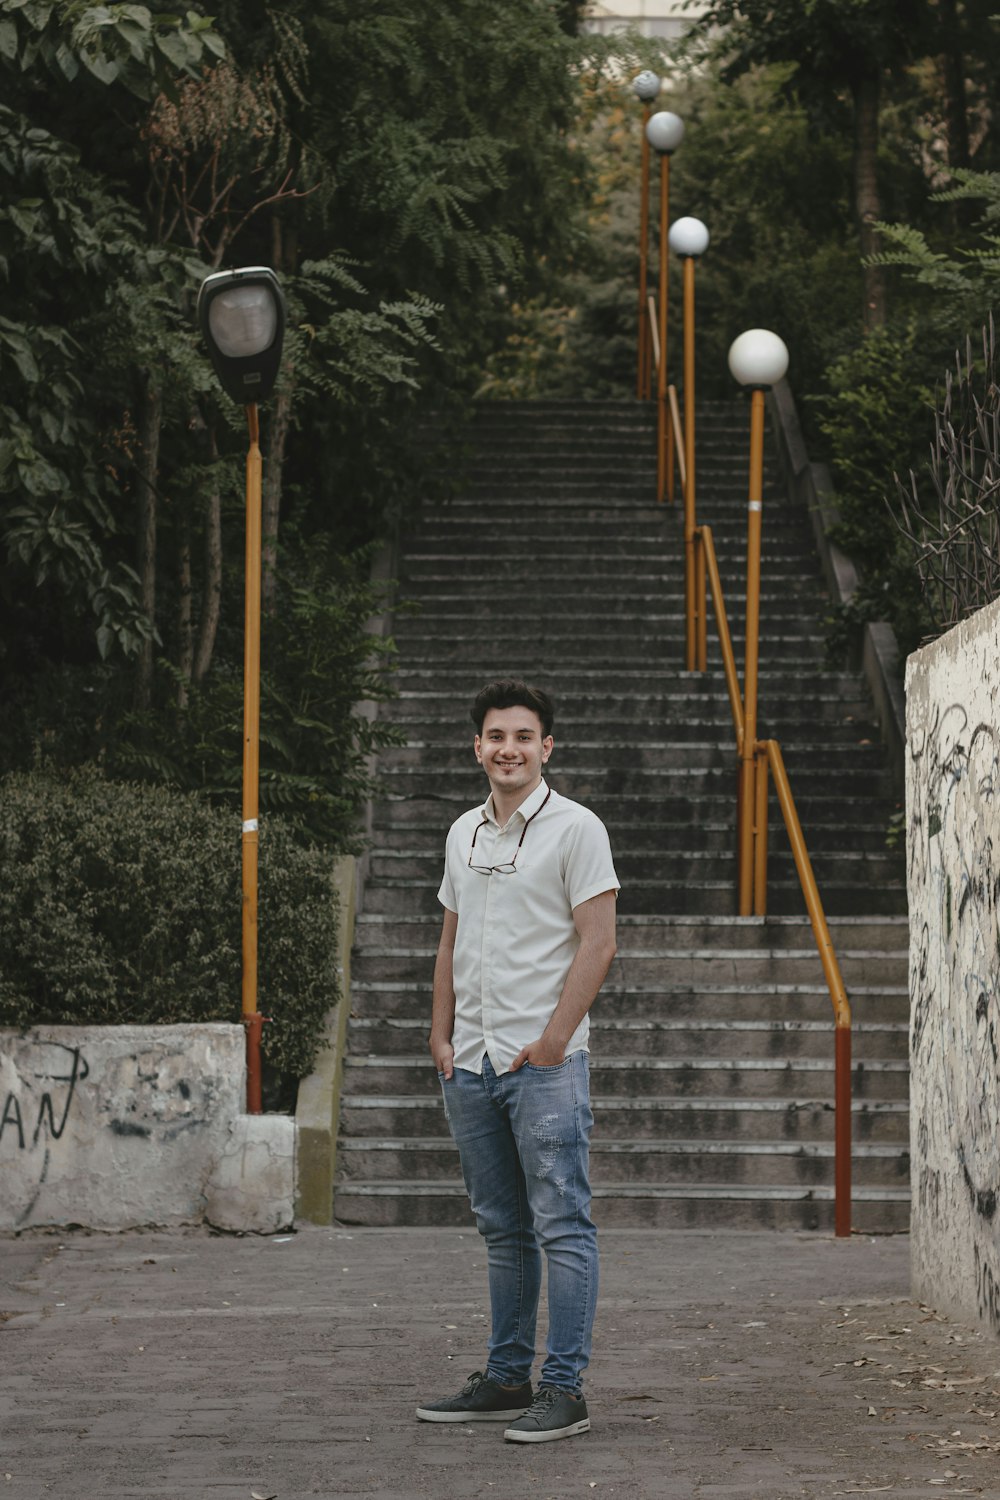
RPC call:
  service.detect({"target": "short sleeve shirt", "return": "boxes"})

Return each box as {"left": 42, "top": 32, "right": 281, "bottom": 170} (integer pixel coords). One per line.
{"left": 438, "top": 778, "right": 620, "bottom": 1075}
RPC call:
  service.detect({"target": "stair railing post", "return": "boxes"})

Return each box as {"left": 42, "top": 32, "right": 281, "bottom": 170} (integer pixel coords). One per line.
{"left": 645, "top": 111, "right": 684, "bottom": 504}
{"left": 727, "top": 330, "right": 789, "bottom": 916}
{"left": 669, "top": 217, "right": 710, "bottom": 669}
{"left": 632, "top": 72, "right": 660, "bottom": 401}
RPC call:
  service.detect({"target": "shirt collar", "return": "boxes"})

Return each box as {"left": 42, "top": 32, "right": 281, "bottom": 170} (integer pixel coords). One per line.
{"left": 482, "top": 776, "right": 550, "bottom": 829}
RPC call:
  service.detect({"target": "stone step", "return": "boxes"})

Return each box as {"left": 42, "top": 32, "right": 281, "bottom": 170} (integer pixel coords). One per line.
{"left": 336, "top": 1136, "right": 910, "bottom": 1189}
{"left": 345, "top": 1015, "right": 908, "bottom": 1061}
{"left": 383, "top": 668, "right": 863, "bottom": 692}
{"left": 376, "top": 670, "right": 864, "bottom": 698}
{"left": 371, "top": 792, "right": 900, "bottom": 829}
{"left": 348, "top": 980, "right": 908, "bottom": 1025}
{"left": 358, "top": 876, "right": 905, "bottom": 912}
{"left": 331, "top": 1182, "right": 911, "bottom": 1233}
{"left": 369, "top": 821, "right": 893, "bottom": 855}
{"left": 358, "top": 878, "right": 906, "bottom": 918}
{"left": 373, "top": 763, "right": 894, "bottom": 796}
{"left": 350, "top": 938, "right": 907, "bottom": 976}
{"left": 355, "top": 912, "right": 908, "bottom": 949}
{"left": 366, "top": 847, "right": 903, "bottom": 887}
{"left": 338, "top": 1093, "right": 910, "bottom": 1145}
{"left": 340, "top": 1054, "right": 910, "bottom": 1100}
{"left": 401, "top": 553, "right": 826, "bottom": 579}
{"left": 375, "top": 741, "right": 884, "bottom": 773}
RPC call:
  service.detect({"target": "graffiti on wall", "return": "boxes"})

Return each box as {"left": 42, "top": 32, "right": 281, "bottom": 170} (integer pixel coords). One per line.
{"left": 0, "top": 1026, "right": 243, "bottom": 1230}
{"left": 0, "top": 1041, "right": 89, "bottom": 1151}
{"left": 908, "top": 656, "right": 1000, "bottom": 1333}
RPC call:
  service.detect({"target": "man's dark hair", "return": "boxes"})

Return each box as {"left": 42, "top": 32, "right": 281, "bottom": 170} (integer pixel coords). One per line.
{"left": 470, "top": 680, "right": 555, "bottom": 738}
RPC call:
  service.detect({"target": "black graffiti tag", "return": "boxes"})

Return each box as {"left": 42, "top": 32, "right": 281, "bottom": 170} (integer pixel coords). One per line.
{"left": 0, "top": 1043, "right": 89, "bottom": 1150}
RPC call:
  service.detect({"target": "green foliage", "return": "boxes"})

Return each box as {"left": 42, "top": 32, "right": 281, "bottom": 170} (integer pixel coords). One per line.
{"left": 482, "top": 62, "right": 873, "bottom": 400}
{"left": 0, "top": 2, "right": 224, "bottom": 100}
{"left": 0, "top": 766, "right": 337, "bottom": 1081}
{"left": 870, "top": 170, "right": 1000, "bottom": 319}
{"left": 4, "top": 541, "right": 405, "bottom": 848}
{"left": 814, "top": 322, "right": 938, "bottom": 653}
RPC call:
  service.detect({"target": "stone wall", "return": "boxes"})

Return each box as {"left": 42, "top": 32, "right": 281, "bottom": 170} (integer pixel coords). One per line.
{"left": 0, "top": 1025, "right": 295, "bottom": 1233}
{"left": 906, "top": 597, "right": 1000, "bottom": 1334}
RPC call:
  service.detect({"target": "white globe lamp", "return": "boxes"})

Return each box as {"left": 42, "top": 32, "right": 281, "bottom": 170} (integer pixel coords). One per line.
{"left": 645, "top": 111, "right": 685, "bottom": 155}
{"left": 632, "top": 70, "right": 661, "bottom": 103}
{"left": 728, "top": 329, "right": 789, "bottom": 389}
{"left": 669, "top": 217, "right": 710, "bottom": 258}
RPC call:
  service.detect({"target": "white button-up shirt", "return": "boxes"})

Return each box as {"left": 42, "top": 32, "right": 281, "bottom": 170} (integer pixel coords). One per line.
{"left": 438, "top": 778, "right": 620, "bottom": 1075}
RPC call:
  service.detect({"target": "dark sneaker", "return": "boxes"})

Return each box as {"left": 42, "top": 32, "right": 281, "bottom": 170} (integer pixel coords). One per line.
{"left": 504, "top": 1386, "right": 590, "bottom": 1443}
{"left": 416, "top": 1370, "right": 533, "bottom": 1423}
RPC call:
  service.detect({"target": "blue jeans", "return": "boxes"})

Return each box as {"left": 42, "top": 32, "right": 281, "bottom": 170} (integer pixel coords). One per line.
{"left": 439, "top": 1051, "right": 598, "bottom": 1396}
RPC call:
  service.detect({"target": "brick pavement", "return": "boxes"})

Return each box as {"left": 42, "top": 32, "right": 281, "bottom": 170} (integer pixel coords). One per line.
{"left": 2, "top": 1226, "right": 999, "bottom": 1499}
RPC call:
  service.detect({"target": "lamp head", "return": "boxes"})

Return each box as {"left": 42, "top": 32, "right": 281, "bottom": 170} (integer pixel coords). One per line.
{"left": 728, "top": 329, "right": 789, "bottom": 389}
{"left": 669, "top": 216, "right": 710, "bottom": 258}
{"left": 632, "top": 70, "right": 661, "bottom": 103}
{"left": 645, "top": 110, "right": 684, "bottom": 155}
{"left": 197, "top": 267, "right": 286, "bottom": 405}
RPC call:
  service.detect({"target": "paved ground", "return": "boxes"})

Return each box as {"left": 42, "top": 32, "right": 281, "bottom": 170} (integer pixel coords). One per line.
{"left": 2, "top": 1226, "right": 1000, "bottom": 1499}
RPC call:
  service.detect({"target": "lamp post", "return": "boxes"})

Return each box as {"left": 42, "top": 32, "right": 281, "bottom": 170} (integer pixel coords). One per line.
{"left": 632, "top": 70, "right": 660, "bottom": 401}
{"left": 668, "top": 216, "right": 710, "bottom": 670}
{"left": 645, "top": 110, "right": 685, "bottom": 503}
{"left": 727, "top": 328, "right": 789, "bottom": 917}
{"left": 197, "top": 266, "right": 287, "bottom": 1114}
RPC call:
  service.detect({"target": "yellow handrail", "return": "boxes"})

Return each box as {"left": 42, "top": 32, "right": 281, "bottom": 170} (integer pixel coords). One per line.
{"left": 646, "top": 293, "right": 660, "bottom": 374}
{"left": 764, "top": 737, "right": 852, "bottom": 1238}
{"left": 697, "top": 525, "right": 743, "bottom": 748}
{"left": 646, "top": 294, "right": 677, "bottom": 502}
{"left": 690, "top": 485, "right": 853, "bottom": 1236}
{"left": 668, "top": 385, "right": 686, "bottom": 494}
{"left": 763, "top": 741, "right": 851, "bottom": 1031}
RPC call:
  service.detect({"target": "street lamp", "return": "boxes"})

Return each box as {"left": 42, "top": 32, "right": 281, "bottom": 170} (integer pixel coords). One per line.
{"left": 727, "top": 329, "right": 789, "bottom": 917}
{"left": 669, "top": 216, "right": 710, "bottom": 670}
{"left": 197, "top": 266, "right": 287, "bottom": 1115}
{"left": 645, "top": 111, "right": 685, "bottom": 503}
{"left": 632, "top": 71, "right": 660, "bottom": 401}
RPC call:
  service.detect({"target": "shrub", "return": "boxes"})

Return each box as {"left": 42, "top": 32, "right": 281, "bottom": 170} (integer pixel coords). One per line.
{"left": 813, "top": 321, "right": 938, "bottom": 656}
{"left": 0, "top": 767, "right": 337, "bottom": 1088}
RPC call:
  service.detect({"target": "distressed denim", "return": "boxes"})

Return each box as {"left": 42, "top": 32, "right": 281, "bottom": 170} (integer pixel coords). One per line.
{"left": 439, "top": 1051, "right": 598, "bottom": 1395}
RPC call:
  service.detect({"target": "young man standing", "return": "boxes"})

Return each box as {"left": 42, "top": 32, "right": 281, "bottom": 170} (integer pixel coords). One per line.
{"left": 416, "top": 679, "right": 619, "bottom": 1443}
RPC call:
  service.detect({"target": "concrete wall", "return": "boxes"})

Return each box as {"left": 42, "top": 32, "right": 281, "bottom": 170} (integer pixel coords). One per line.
{"left": 295, "top": 854, "right": 357, "bottom": 1223}
{"left": 0, "top": 1025, "right": 294, "bottom": 1234}
{"left": 906, "top": 596, "right": 1000, "bottom": 1334}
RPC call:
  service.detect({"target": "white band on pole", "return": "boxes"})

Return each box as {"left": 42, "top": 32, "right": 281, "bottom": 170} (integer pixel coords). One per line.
{"left": 748, "top": 501, "right": 762, "bottom": 512}
{"left": 242, "top": 819, "right": 259, "bottom": 833}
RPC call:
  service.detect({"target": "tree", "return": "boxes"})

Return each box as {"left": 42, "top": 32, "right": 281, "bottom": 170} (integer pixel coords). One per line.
{"left": 688, "top": 0, "right": 931, "bottom": 329}
{"left": 1, "top": 0, "right": 598, "bottom": 849}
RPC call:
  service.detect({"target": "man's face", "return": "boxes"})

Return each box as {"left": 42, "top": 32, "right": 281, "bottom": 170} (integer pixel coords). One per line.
{"left": 475, "top": 706, "right": 553, "bottom": 801}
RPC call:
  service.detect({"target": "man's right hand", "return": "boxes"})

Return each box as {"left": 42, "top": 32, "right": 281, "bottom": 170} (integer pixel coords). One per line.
{"left": 429, "top": 1034, "right": 455, "bottom": 1080}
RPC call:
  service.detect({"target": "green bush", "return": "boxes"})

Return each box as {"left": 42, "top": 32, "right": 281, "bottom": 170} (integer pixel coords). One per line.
{"left": 813, "top": 321, "right": 939, "bottom": 656}
{"left": 0, "top": 767, "right": 337, "bottom": 1087}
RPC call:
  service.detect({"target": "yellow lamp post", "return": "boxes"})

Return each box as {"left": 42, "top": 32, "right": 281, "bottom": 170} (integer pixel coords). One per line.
{"left": 632, "top": 70, "right": 660, "bottom": 401}
{"left": 727, "top": 328, "right": 789, "bottom": 917}
{"left": 645, "top": 110, "right": 685, "bottom": 503}
{"left": 197, "top": 266, "right": 286, "bottom": 1114}
{"left": 668, "top": 215, "right": 710, "bottom": 670}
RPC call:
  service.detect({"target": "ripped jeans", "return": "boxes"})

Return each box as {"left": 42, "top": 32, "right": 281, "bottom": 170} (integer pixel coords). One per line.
{"left": 439, "top": 1051, "right": 598, "bottom": 1395}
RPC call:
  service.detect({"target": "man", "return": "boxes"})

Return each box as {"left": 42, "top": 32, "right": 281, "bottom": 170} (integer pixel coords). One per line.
{"left": 416, "top": 679, "right": 619, "bottom": 1444}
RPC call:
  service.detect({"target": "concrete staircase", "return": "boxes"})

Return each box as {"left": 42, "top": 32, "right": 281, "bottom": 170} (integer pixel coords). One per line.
{"left": 334, "top": 399, "right": 910, "bottom": 1233}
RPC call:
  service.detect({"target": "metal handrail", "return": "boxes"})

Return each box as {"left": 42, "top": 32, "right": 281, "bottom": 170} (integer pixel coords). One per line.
{"left": 646, "top": 293, "right": 660, "bottom": 375}
{"left": 646, "top": 293, "right": 677, "bottom": 501}
{"left": 764, "top": 738, "right": 853, "bottom": 1234}
{"left": 668, "top": 386, "right": 686, "bottom": 494}
{"left": 697, "top": 524, "right": 743, "bottom": 747}
{"left": 670, "top": 390, "right": 854, "bottom": 1236}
